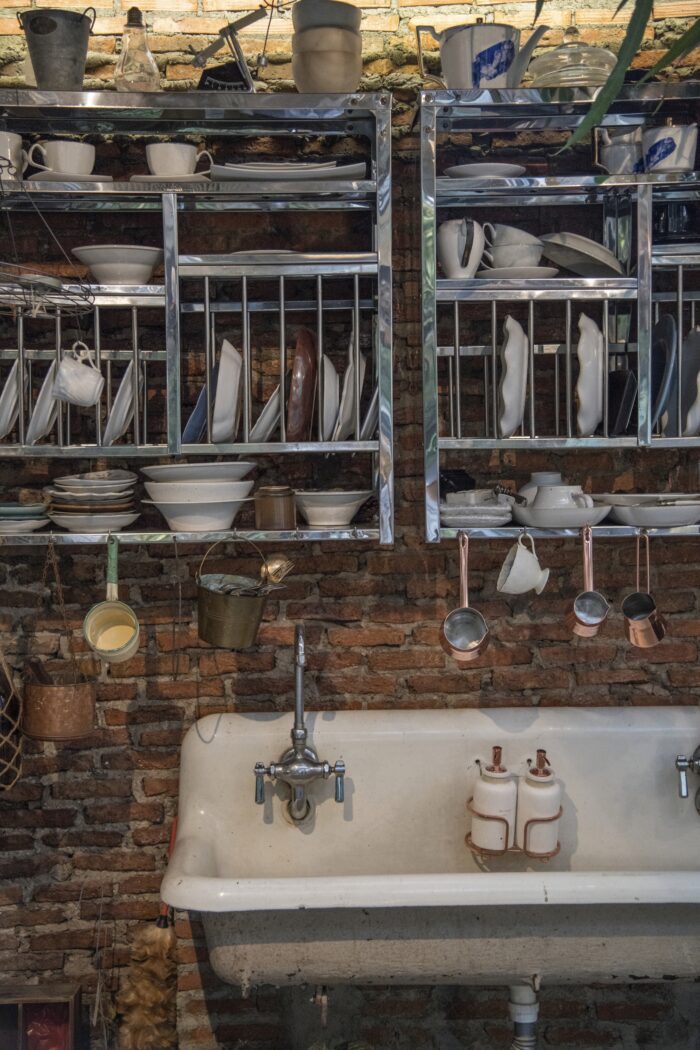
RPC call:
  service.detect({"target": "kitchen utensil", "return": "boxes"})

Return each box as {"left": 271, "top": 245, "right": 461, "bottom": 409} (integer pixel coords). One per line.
{"left": 52, "top": 340, "right": 104, "bottom": 407}
{"left": 143, "top": 498, "right": 249, "bottom": 532}
{"left": 651, "top": 314, "right": 677, "bottom": 430}
{"left": 360, "top": 386, "right": 379, "bottom": 440}
{"left": 286, "top": 328, "right": 317, "bottom": 442}
{"left": 440, "top": 531, "right": 490, "bottom": 663}
{"left": 437, "top": 218, "right": 485, "bottom": 279}
{"left": 255, "top": 485, "right": 296, "bottom": 530}
{"left": 498, "top": 315, "right": 528, "bottom": 438}
{"left": 566, "top": 524, "right": 609, "bottom": 638}
{"left": 142, "top": 461, "right": 255, "bottom": 482}
{"left": 622, "top": 533, "right": 667, "bottom": 649}
{"left": 476, "top": 265, "right": 558, "bottom": 280}
{"left": 83, "top": 536, "right": 140, "bottom": 664}
{"left": 292, "top": 0, "right": 361, "bottom": 32}
{"left": 576, "top": 313, "right": 604, "bottom": 437}
{"left": 18, "top": 7, "right": 95, "bottom": 91}
{"left": 0, "top": 132, "right": 28, "bottom": 179}
{"left": 440, "top": 511, "right": 511, "bottom": 528}
{"left": 72, "top": 245, "right": 163, "bottom": 286}
{"left": 260, "top": 555, "right": 294, "bottom": 585}
{"left": 295, "top": 490, "right": 372, "bottom": 528}
{"left": 144, "top": 479, "right": 253, "bottom": 504}
{"left": 197, "top": 539, "right": 276, "bottom": 649}
{"left": 25, "top": 362, "right": 58, "bottom": 446}
{"left": 0, "top": 503, "right": 46, "bottom": 518}
{"left": 146, "top": 143, "right": 213, "bottom": 177}
{"left": 643, "top": 124, "right": 698, "bottom": 174}
{"left": 593, "top": 492, "right": 700, "bottom": 506}
{"left": 526, "top": 14, "right": 616, "bottom": 87}
{"left": 28, "top": 140, "right": 95, "bottom": 176}
{"left": 182, "top": 362, "right": 220, "bottom": 443}
{"left": 0, "top": 519, "right": 49, "bottom": 534}
{"left": 416, "top": 22, "right": 548, "bottom": 89}
{"left": 497, "top": 533, "right": 549, "bottom": 595}
{"left": 512, "top": 504, "right": 611, "bottom": 529}
{"left": 444, "top": 162, "right": 526, "bottom": 179}
{"left": 540, "top": 233, "right": 624, "bottom": 277}
{"left": 531, "top": 484, "right": 593, "bottom": 510}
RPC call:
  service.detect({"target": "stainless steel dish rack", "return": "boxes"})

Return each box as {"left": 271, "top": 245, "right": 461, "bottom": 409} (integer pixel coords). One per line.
{"left": 0, "top": 90, "right": 394, "bottom": 545}
{"left": 420, "top": 84, "right": 700, "bottom": 542}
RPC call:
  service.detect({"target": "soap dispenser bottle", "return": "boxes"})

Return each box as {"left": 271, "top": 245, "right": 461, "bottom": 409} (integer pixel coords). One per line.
{"left": 471, "top": 746, "right": 517, "bottom": 852}
{"left": 115, "top": 7, "right": 160, "bottom": 92}
{"left": 516, "top": 749, "right": 562, "bottom": 856}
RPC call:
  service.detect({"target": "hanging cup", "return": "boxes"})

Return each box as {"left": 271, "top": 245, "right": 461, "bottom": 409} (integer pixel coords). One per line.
{"left": 566, "top": 524, "right": 610, "bottom": 637}
{"left": 622, "top": 532, "right": 667, "bottom": 649}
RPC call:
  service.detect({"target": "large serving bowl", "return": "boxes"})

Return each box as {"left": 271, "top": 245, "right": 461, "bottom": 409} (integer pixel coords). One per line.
{"left": 144, "top": 498, "right": 248, "bottom": 532}
{"left": 292, "top": 0, "right": 361, "bottom": 33}
{"left": 141, "top": 462, "right": 256, "bottom": 483}
{"left": 292, "top": 50, "right": 363, "bottom": 93}
{"left": 72, "top": 245, "right": 163, "bottom": 286}
{"left": 295, "top": 489, "right": 372, "bottom": 527}
{"left": 144, "top": 479, "right": 254, "bottom": 503}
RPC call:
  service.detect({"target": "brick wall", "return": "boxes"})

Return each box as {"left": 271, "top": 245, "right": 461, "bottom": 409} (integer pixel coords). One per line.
{"left": 1, "top": 2, "right": 700, "bottom": 1048}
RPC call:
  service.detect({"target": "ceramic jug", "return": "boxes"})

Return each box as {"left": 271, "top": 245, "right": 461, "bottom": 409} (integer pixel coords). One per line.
{"left": 436, "top": 218, "right": 485, "bottom": 278}
{"left": 416, "top": 21, "right": 549, "bottom": 90}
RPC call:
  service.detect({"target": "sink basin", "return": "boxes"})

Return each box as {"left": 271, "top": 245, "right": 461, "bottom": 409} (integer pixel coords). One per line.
{"left": 162, "top": 706, "right": 700, "bottom": 991}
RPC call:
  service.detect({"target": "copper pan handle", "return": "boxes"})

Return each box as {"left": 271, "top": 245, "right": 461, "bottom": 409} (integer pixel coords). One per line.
{"left": 644, "top": 529, "right": 651, "bottom": 593}
{"left": 458, "top": 530, "right": 469, "bottom": 609}
{"left": 582, "top": 523, "right": 594, "bottom": 593}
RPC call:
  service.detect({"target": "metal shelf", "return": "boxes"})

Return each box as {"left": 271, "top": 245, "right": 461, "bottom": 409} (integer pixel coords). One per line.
{"left": 439, "top": 526, "right": 700, "bottom": 539}
{"left": 436, "top": 277, "right": 637, "bottom": 301}
{"left": 0, "top": 527, "right": 380, "bottom": 546}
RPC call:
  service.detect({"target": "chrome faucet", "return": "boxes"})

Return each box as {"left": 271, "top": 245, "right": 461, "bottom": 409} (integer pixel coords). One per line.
{"left": 254, "top": 625, "right": 346, "bottom": 821}
{"left": 675, "top": 745, "right": 700, "bottom": 801}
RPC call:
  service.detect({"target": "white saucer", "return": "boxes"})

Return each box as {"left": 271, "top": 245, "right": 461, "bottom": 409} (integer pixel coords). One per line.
{"left": 28, "top": 172, "right": 113, "bottom": 183}
{"left": 130, "top": 173, "right": 211, "bottom": 183}
{"left": 444, "top": 163, "right": 526, "bottom": 178}
{"left": 476, "top": 266, "right": 559, "bottom": 279}
{"left": 513, "top": 505, "right": 612, "bottom": 528}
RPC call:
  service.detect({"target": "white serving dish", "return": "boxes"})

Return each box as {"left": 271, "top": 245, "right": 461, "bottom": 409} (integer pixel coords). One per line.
{"left": 609, "top": 504, "right": 700, "bottom": 528}
{"left": 144, "top": 498, "right": 248, "bottom": 532}
{"left": 144, "top": 479, "right": 254, "bottom": 503}
{"left": 72, "top": 245, "right": 163, "bottom": 286}
{"left": 0, "top": 518, "right": 49, "bottom": 534}
{"left": 513, "top": 504, "right": 612, "bottom": 528}
{"left": 540, "top": 232, "right": 624, "bottom": 277}
{"left": 295, "top": 490, "right": 372, "bottom": 527}
{"left": 49, "top": 512, "right": 140, "bottom": 533}
{"left": 141, "top": 462, "right": 256, "bottom": 482}
{"left": 593, "top": 492, "right": 700, "bottom": 506}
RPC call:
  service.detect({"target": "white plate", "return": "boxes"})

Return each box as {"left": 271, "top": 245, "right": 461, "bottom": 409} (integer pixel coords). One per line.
{"left": 28, "top": 172, "right": 113, "bottom": 183}
{"left": 210, "top": 161, "right": 366, "bottom": 182}
{"left": 130, "top": 173, "right": 210, "bottom": 183}
{"left": 576, "top": 313, "right": 604, "bottom": 437}
{"left": 49, "top": 511, "right": 140, "bottom": 533}
{"left": 0, "top": 360, "right": 22, "bottom": 440}
{"left": 224, "top": 160, "right": 338, "bottom": 171}
{"left": 0, "top": 518, "right": 49, "bottom": 533}
{"left": 540, "top": 233, "right": 624, "bottom": 277}
{"left": 102, "top": 362, "right": 137, "bottom": 446}
{"left": 498, "top": 315, "right": 528, "bottom": 438}
{"left": 593, "top": 492, "right": 700, "bottom": 506}
{"left": 444, "top": 163, "right": 526, "bottom": 178}
{"left": 141, "top": 461, "right": 255, "bottom": 482}
{"left": 360, "top": 387, "right": 379, "bottom": 440}
{"left": 477, "top": 266, "right": 559, "bottom": 280}
{"left": 332, "top": 341, "right": 366, "bottom": 441}
{"left": 54, "top": 470, "right": 136, "bottom": 491}
{"left": 322, "top": 354, "right": 340, "bottom": 440}
{"left": 609, "top": 504, "right": 700, "bottom": 527}
{"left": 249, "top": 385, "right": 281, "bottom": 442}
{"left": 213, "top": 339, "right": 242, "bottom": 443}
{"left": 44, "top": 487, "right": 135, "bottom": 503}
{"left": 513, "top": 504, "right": 612, "bottom": 528}
{"left": 25, "top": 362, "right": 58, "bottom": 446}
{"left": 440, "top": 513, "right": 512, "bottom": 528}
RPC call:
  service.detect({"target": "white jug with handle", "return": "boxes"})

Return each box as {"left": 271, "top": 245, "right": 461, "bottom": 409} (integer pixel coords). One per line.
{"left": 416, "top": 20, "right": 549, "bottom": 89}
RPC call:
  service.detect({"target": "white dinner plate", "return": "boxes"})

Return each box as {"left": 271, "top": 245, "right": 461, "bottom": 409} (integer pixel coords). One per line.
{"left": 0, "top": 360, "right": 22, "bottom": 440}
{"left": 130, "top": 173, "right": 210, "bottom": 183}
{"left": 477, "top": 266, "right": 559, "bottom": 280}
{"left": 513, "top": 504, "right": 612, "bottom": 528}
{"left": 25, "top": 362, "right": 58, "bottom": 446}
{"left": 444, "top": 163, "right": 526, "bottom": 178}
{"left": 102, "top": 362, "right": 137, "bottom": 446}
{"left": 440, "top": 513, "right": 512, "bottom": 528}
{"left": 54, "top": 470, "right": 136, "bottom": 491}
{"left": 0, "top": 518, "right": 49, "bottom": 534}
{"left": 322, "top": 354, "right": 340, "bottom": 440}
{"left": 332, "top": 349, "right": 367, "bottom": 441}
{"left": 210, "top": 161, "right": 366, "bottom": 182}
{"left": 609, "top": 504, "right": 700, "bottom": 527}
{"left": 540, "top": 233, "right": 624, "bottom": 277}
{"left": 213, "top": 339, "right": 242, "bottom": 443}
{"left": 49, "top": 511, "right": 140, "bottom": 533}
{"left": 28, "top": 172, "right": 113, "bottom": 183}
{"left": 224, "top": 160, "right": 338, "bottom": 171}
{"left": 249, "top": 385, "right": 281, "bottom": 442}
{"left": 44, "top": 487, "right": 135, "bottom": 503}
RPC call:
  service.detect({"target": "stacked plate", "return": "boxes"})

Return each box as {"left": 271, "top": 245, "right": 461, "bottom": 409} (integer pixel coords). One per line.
{"left": 209, "top": 160, "right": 367, "bottom": 182}
{"left": 142, "top": 462, "right": 255, "bottom": 531}
{"left": 593, "top": 493, "right": 700, "bottom": 528}
{"left": 440, "top": 489, "right": 513, "bottom": 528}
{"left": 0, "top": 502, "right": 49, "bottom": 534}
{"left": 45, "top": 470, "right": 140, "bottom": 533}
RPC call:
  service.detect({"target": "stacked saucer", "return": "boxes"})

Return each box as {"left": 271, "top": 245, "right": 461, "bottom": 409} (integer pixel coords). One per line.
{"left": 0, "top": 502, "right": 49, "bottom": 534}
{"left": 440, "top": 489, "right": 513, "bottom": 529}
{"left": 45, "top": 470, "right": 140, "bottom": 533}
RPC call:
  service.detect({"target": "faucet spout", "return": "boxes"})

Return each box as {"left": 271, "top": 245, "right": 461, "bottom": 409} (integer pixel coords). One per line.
{"left": 294, "top": 624, "right": 306, "bottom": 738}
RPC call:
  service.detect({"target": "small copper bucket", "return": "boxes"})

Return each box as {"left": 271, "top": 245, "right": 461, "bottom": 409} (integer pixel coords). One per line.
{"left": 440, "top": 531, "right": 490, "bottom": 663}
{"left": 23, "top": 677, "right": 95, "bottom": 741}
{"left": 622, "top": 532, "right": 667, "bottom": 649}
{"left": 566, "top": 524, "right": 610, "bottom": 638}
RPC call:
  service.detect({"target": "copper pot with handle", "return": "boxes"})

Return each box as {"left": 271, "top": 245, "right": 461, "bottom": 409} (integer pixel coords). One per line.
{"left": 622, "top": 531, "right": 667, "bottom": 648}
{"left": 441, "top": 531, "right": 490, "bottom": 663}
{"left": 566, "top": 524, "right": 610, "bottom": 637}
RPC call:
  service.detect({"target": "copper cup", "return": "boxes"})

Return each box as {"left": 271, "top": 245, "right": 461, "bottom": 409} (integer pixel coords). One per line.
{"left": 622, "top": 532, "right": 667, "bottom": 648}
{"left": 440, "top": 531, "right": 490, "bottom": 663}
{"left": 566, "top": 524, "right": 610, "bottom": 638}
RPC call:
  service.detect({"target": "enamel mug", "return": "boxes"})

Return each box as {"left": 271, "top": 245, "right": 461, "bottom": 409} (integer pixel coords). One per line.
{"left": 0, "top": 132, "right": 28, "bottom": 179}
{"left": 643, "top": 124, "right": 698, "bottom": 174}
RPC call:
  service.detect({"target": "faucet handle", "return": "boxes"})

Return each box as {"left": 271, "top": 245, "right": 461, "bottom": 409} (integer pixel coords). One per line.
{"left": 254, "top": 762, "right": 270, "bottom": 804}
{"left": 333, "top": 760, "right": 346, "bottom": 803}
{"left": 677, "top": 756, "right": 690, "bottom": 799}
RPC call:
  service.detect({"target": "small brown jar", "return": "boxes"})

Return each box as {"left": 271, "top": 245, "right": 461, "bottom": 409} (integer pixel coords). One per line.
{"left": 255, "top": 485, "right": 296, "bottom": 530}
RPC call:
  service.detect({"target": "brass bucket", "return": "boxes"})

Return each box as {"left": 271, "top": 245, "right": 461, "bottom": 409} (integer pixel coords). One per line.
{"left": 197, "top": 541, "right": 272, "bottom": 649}
{"left": 23, "top": 676, "right": 95, "bottom": 741}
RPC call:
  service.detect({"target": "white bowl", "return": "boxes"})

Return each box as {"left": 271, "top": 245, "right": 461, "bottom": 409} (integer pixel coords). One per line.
{"left": 49, "top": 511, "right": 140, "bottom": 533}
{"left": 72, "top": 245, "right": 163, "bottom": 286}
{"left": 144, "top": 498, "right": 248, "bottom": 531}
{"left": 292, "top": 0, "right": 361, "bottom": 33}
{"left": 295, "top": 489, "right": 372, "bottom": 527}
{"left": 292, "top": 26, "right": 361, "bottom": 53}
{"left": 141, "top": 461, "right": 256, "bottom": 482}
{"left": 609, "top": 503, "right": 700, "bottom": 528}
{"left": 144, "top": 479, "right": 254, "bottom": 503}
{"left": 292, "top": 51, "right": 362, "bottom": 93}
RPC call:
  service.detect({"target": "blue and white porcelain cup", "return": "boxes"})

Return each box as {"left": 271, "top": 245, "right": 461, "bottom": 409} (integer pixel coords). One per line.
{"left": 643, "top": 124, "right": 697, "bottom": 174}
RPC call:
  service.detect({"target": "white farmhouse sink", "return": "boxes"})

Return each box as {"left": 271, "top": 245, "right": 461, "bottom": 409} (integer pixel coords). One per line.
{"left": 162, "top": 707, "right": 700, "bottom": 991}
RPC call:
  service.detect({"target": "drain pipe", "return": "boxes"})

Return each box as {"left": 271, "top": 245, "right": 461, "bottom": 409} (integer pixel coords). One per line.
{"left": 508, "top": 985, "right": 539, "bottom": 1049}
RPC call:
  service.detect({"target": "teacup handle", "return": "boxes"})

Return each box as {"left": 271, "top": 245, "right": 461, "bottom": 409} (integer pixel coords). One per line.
{"left": 482, "top": 222, "right": 496, "bottom": 246}
{"left": 72, "top": 340, "right": 100, "bottom": 370}
{"left": 195, "top": 148, "right": 213, "bottom": 173}
{"left": 519, "top": 531, "right": 536, "bottom": 555}
{"left": 481, "top": 249, "right": 495, "bottom": 268}
{"left": 27, "top": 142, "right": 50, "bottom": 171}
{"left": 573, "top": 493, "right": 594, "bottom": 508}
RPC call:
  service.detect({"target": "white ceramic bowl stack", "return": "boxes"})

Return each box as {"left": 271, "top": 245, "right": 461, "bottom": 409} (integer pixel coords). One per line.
{"left": 46, "top": 469, "right": 140, "bottom": 532}
{"left": 440, "top": 489, "right": 513, "bottom": 528}
{"left": 291, "top": 0, "right": 363, "bottom": 93}
{"left": 142, "top": 461, "right": 255, "bottom": 531}
{"left": 0, "top": 502, "right": 49, "bottom": 534}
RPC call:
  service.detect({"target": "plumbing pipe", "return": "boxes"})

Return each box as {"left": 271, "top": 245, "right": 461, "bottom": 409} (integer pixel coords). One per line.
{"left": 508, "top": 985, "right": 539, "bottom": 1050}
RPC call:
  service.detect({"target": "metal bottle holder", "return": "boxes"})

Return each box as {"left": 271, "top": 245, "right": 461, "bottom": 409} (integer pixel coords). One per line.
{"left": 197, "top": 539, "right": 280, "bottom": 649}
{"left": 465, "top": 778, "right": 563, "bottom": 861}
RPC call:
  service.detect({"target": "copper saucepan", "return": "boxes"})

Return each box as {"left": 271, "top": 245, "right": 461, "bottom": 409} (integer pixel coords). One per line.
{"left": 441, "top": 531, "right": 490, "bottom": 663}
{"left": 566, "top": 523, "right": 610, "bottom": 637}
{"left": 622, "top": 531, "right": 666, "bottom": 648}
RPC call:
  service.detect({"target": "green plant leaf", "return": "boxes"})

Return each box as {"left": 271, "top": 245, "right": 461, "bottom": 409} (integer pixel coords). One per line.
{"left": 562, "top": 0, "right": 654, "bottom": 150}
{"left": 640, "top": 17, "right": 700, "bottom": 80}
{"left": 533, "top": 0, "right": 546, "bottom": 24}
{"left": 613, "top": 0, "right": 633, "bottom": 17}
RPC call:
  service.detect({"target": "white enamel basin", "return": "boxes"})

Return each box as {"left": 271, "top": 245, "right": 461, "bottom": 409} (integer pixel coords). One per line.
{"left": 162, "top": 707, "right": 700, "bottom": 989}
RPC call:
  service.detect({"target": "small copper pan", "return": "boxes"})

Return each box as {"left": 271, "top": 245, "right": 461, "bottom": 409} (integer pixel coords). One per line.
{"left": 622, "top": 531, "right": 667, "bottom": 648}
{"left": 440, "top": 531, "right": 490, "bottom": 663}
{"left": 566, "top": 524, "right": 610, "bottom": 638}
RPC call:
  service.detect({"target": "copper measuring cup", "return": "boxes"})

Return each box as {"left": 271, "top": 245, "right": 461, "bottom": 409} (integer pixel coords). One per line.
{"left": 566, "top": 524, "right": 610, "bottom": 638}
{"left": 440, "top": 531, "right": 490, "bottom": 663}
{"left": 622, "top": 531, "right": 667, "bottom": 648}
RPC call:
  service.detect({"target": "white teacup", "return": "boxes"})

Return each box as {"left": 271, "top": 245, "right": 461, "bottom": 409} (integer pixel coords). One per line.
{"left": 0, "top": 132, "right": 27, "bottom": 179}
{"left": 27, "top": 140, "right": 95, "bottom": 175}
{"left": 146, "top": 143, "right": 212, "bottom": 177}
{"left": 483, "top": 222, "right": 541, "bottom": 247}
{"left": 532, "top": 484, "right": 593, "bottom": 510}
{"left": 497, "top": 533, "right": 549, "bottom": 596}
{"left": 597, "top": 143, "right": 643, "bottom": 175}
{"left": 643, "top": 124, "right": 698, "bottom": 174}
{"left": 483, "top": 242, "right": 543, "bottom": 268}
{"left": 437, "top": 218, "right": 485, "bottom": 278}
{"left": 52, "top": 342, "right": 104, "bottom": 408}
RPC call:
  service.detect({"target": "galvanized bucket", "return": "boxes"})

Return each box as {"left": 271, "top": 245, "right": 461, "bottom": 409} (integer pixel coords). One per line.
{"left": 18, "top": 7, "right": 96, "bottom": 91}
{"left": 197, "top": 540, "right": 271, "bottom": 649}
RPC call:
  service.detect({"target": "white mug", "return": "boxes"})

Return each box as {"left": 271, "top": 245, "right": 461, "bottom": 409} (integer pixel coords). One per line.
{"left": 482, "top": 242, "right": 543, "bottom": 268}
{"left": 52, "top": 342, "right": 104, "bottom": 407}
{"left": 28, "top": 140, "right": 95, "bottom": 175}
{"left": 0, "top": 132, "right": 28, "bottom": 179}
{"left": 643, "top": 124, "right": 698, "bottom": 173}
{"left": 436, "top": 218, "right": 485, "bottom": 278}
{"left": 497, "top": 533, "right": 549, "bottom": 595}
{"left": 483, "top": 222, "right": 541, "bottom": 247}
{"left": 597, "top": 142, "right": 643, "bottom": 175}
{"left": 532, "top": 484, "right": 593, "bottom": 510}
{"left": 146, "top": 143, "right": 212, "bottom": 177}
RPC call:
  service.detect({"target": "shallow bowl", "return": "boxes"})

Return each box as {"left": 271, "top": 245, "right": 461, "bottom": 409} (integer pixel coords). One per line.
{"left": 295, "top": 489, "right": 372, "bottom": 527}
{"left": 72, "top": 245, "right": 163, "bottom": 286}
{"left": 144, "top": 498, "right": 248, "bottom": 532}
{"left": 144, "top": 479, "right": 254, "bottom": 503}
{"left": 141, "top": 461, "right": 256, "bottom": 483}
